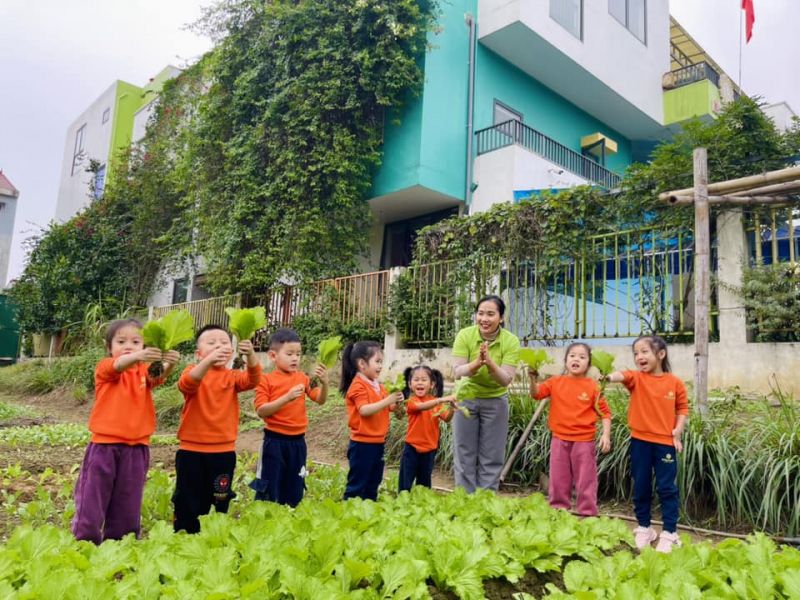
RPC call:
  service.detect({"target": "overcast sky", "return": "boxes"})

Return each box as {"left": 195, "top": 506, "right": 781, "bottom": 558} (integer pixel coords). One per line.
{"left": 1, "top": 0, "right": 798, "bottom": 287}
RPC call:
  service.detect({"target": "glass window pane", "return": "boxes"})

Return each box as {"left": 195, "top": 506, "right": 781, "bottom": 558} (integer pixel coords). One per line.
{"left": 609, "top": 0, "right": 626, "bottom": 25}
{"left": 629, "top": 0, "right": 646, "bottom": 43}
{"left": 550, "top": 0, "right": 582, "bottom": 39}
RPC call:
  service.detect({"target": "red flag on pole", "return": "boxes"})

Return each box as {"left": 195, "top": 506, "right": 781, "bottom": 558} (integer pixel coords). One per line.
{"left": 742, "top": 0, "right": 755, "bottom": 42}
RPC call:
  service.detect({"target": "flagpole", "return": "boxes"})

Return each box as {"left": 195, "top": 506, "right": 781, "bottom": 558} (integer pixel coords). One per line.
{"left": 738, "top": 1, "right": 743, "bottom": 90}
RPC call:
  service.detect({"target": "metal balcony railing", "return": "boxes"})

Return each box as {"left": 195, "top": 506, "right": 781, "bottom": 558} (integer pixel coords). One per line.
{"left": 474, "top": 120, "right": 622, "bottom": 189}
{"left": 663, "top": 61, "right": 720, "bottom": 90}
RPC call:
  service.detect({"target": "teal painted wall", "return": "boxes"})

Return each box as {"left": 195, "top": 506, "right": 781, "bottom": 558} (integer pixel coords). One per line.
{"left": 372, "top": 0, "right": 634, "bottom": 201}
{"left": 474, "top": 48, "right": 632, "bottom": 174}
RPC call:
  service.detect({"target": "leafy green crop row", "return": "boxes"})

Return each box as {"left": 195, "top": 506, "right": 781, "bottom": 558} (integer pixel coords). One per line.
{"left": 0, "top": 424, "right": 177, "bottom": 448}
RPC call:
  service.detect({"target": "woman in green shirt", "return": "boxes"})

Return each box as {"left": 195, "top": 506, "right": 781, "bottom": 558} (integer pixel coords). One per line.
{"left": 451, "top": 295, "right": 520, "bottom": 492}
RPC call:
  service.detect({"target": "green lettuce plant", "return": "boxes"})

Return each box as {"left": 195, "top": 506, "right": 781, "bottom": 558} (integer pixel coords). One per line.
{"left": 311, "top": 335, "right": 343, "bottom": 387}
{"left": 142, "top": 309, "right": 194, "bottom": 377}
{"left": 225, "top": 307, "right": 266, "bottom": 369}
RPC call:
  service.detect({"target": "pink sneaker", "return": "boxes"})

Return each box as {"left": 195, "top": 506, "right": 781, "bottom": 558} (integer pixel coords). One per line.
{"left": 633, "top": 526, "right": 657, "bottom": 550}
{"left": 655, "top": 530, "right": 681, "bottom": 553}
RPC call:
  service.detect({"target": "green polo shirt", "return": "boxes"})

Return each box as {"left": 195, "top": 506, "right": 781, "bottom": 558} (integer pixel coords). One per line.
{"left": 452, "top": 325, "right": 520, "bottom": 399}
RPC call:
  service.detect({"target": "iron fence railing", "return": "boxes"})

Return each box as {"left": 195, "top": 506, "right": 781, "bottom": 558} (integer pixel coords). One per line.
{"left": 149, "top": 229, "right": 721, "bottom": 348}
{"left": 663, "top": 61, "right": 720, "bottom": 90}
{"left": 475, "top": 120, "right": 622, "bottom": 189}
{"left": 151, "top": 294, "right": 241, "bottom": 330}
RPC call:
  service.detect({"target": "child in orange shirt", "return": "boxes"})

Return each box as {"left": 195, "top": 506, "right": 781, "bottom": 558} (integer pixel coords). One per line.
{"left": 250, "top": 328, "right": 329, "bottom": 506}
{"left": 72, "top": 319, "right": 180, "bottom": 544}
{"left": 174, "top": 324, "right": 261, "bottom": 533}
{"left": 341, "top": 340, "right": 404, "bottom": 501}
{"left": 528, "top": 342, "right": 611, "bottom": 517}
{"left": 398, "top": 365, "right": 455, "bottom": 493}
{"left": 606, "top": 335, "right": 689, "bottom": 553}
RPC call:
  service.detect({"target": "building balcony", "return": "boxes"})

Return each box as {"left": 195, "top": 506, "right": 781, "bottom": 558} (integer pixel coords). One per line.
{"left": 470, "top": 120, "right": 622, "bottom": 214}
{"left": 662, "top": 62, "right": 724, "bottom": 126}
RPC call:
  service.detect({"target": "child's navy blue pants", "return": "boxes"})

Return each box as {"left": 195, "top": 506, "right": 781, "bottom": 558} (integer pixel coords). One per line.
{"left": 250, "top": 430, "right": 307, "bottom": 507}
{"left": 398, "top": 443, "right": 436, "bottom": 492}
{"left": 344, "top": 440, "right": 385, "bottom": 501}
{"left": 630, "top": 437, "right": 680, "bottom": 532}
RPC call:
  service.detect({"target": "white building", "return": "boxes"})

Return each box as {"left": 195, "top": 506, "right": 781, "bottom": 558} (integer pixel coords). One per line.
{"left": 0, "top": 171, "right": 20, "bottom": 288}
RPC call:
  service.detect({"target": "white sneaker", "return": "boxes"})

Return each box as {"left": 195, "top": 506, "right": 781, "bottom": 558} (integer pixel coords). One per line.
{"left": 633, "top": 526, "right": 657, "bottom": 550}
{"left": 655, "top": 530, "right": 681, "bottom": 553}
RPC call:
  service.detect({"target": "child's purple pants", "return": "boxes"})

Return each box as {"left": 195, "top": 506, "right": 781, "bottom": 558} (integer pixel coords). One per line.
{"left": 71, "top": 442, "right": 149, "bottom": 544}
{"left": 548, "top": 436, "right": 598, "bottom": 516}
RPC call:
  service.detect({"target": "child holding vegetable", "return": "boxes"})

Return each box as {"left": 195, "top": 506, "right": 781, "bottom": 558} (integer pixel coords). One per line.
{"left": 398, "top": 365, "right": 455, "bottom": 493}
{"left": 528, "top": 343, "right": 611, "bottom": 517}
{"left": 72, "top": 319, "right": 180, "bottom": 544}
{"left": 605, "top": 335, "right": 688, "bottom": 553}
{"left": 341, "top": 340, "right": 404, "bottom": 501}
{"left": 250, "top": 328, "right": 329, "bottom": 506}
{"left": 173, "top": 324, "right": 261, "bottom": 533}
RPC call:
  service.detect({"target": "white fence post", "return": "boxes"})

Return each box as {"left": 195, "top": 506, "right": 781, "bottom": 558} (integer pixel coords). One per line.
{"left": 383, "top": 266, "right": 405, "bottom": 369}
{"left": 716, "top": 209, "right": 749, "bottom": 346}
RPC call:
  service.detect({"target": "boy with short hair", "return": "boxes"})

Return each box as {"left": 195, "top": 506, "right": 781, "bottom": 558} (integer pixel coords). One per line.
{"left": 250, "top": 328, "right": 329, "bottom": 506}
{"left": 174, "top": 324, "right": 261, "bottom": 533}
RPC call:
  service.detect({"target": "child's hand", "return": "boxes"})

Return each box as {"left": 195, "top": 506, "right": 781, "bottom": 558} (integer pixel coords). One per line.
{"left": 598, "top": 433, "right": 612, "bottom": 454}
{"left": 313, "top": 364, "right": 329, "bottom": 384}
{"left": 438, "top": 395, "right": 456, "bottom": 405}
{"left": 390, "top": 391, "right": 405, "bottom": 405}
{"left": 140, "top": 348, "right": 164, "bottom": 363}
{"left": 287, "top": 384, "right": 305, "bottom": 401}
{"left": 238, "top": 340, "right": 254, "bottom": 356}
{"left": 672, "top": 427, "right": 684, "bottom": 453}
{"left": 163, "top": 350, "right": 181, "bottom": 365}
{"left": 207, "top": 346, "right": 232, "bottom": 366}
{"left": 527, "top": 367, "right": 539, "bottom": 380}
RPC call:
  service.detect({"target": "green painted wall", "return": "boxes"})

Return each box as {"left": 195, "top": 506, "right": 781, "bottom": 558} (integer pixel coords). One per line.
{"left": 107, "top": 81, "right": 145, "bottom": 176}
{"left": 372, "top": 0, "right": 635, "bottom": 202}
{"left": 663, "top": 80, "right": 720, "bottom": 125}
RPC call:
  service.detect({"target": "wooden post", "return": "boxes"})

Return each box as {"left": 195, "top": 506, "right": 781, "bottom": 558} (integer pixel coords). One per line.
{"left": 693, "top": 148, "right": 709, "bottom": 417}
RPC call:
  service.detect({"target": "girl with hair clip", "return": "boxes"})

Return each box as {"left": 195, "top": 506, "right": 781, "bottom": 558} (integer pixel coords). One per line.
{"left": 528, "top": 342, "right": 611, "bottom": 517}
{"left": 606, "top": 335, "right": 689, "bottom": 553}
{"left": 398, "top": 365, "right": 456, "bottom": 493}
{"left": 340, "top": 340, "right": 404, "bottom": 501}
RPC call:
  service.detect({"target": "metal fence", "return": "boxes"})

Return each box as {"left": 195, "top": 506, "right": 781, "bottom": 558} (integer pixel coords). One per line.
{"left": 151, "top": 293, "right": 241, "bottom": 330}
{"left": 396, "top": 228, "right": 709, "bottom": 346}
{"left": 664, "top": 61, "right": 720, "bottom": 89}
{"left": 745, "top": 206, "right": 799, "bottom": 266}
{"left": 149, "top": 230, "right": 713, "bottom": 348}
{"left": 475, "top": 120, "right": 622, "bottom": 189}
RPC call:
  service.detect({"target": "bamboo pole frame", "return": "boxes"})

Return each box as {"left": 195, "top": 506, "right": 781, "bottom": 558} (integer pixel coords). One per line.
{"left": 659, "top": 165, "right": 800, "bottom": 200}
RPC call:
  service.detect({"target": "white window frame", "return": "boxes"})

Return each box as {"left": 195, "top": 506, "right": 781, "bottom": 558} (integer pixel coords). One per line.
{"left": 71, "top": 124, "right": 86, "bottom": 176}
{"left": 550, "top": 0, "right": 583, "bottom": 40}
{"left": 609, "top": 0, "right": 647, "bottom": 45}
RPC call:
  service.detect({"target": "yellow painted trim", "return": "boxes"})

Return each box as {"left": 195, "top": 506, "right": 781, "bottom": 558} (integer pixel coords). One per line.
{"left": 580, "top": 132, "right": 618, "bottom": 155}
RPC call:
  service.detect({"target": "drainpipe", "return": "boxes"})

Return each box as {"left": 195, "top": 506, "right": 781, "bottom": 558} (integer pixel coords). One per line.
{"left": 463, "top": 13, "right": 477, "bottom": 216}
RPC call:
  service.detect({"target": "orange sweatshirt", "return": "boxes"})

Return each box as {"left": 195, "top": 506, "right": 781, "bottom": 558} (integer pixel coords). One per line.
{"left": 89, "top": 357, "right": 163, "bottom": 445}
{"left": 177, "top": 363, "right": 261, "bottom": 452}
{"left": 254, "top": 370, "right": 321, "bottom": 435}
{"left": 346, "top": 376, "right": 391, "bottom": 443}
{"left": 622, "top": 370, "right": 689, "bottom": 445}
{"left": 534, "top": 375, "right": 611, "bottom": 442}
{"left": 405, "top": 395, "right": 450, "bottom": 453}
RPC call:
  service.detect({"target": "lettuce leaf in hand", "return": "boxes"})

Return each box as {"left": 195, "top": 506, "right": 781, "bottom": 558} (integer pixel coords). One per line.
{"left": 317, "top": 336, "right": 343, "bottom": 369}
{"left": 519, "top": 348, "right": 553, "bottom": 372}
{"left": 142, "top": 309, "right": 194, "bottom": 377}
{"left": 384, "top": 373, "right": 406, "bottom": 395}
{"left": 591, "top": 350, "right": 615, "bottom": 376}
{"left": 225, "top": 307, "right": 267, "bottom": 341}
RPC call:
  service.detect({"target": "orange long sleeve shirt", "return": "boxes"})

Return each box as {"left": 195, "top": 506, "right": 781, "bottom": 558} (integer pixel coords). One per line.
{"left": 534, "top": 375, "right": 611, "bottom": 442}
{"left": 177, "top": 363, "right": 261, "bottom": 452}
{"left": 622, "top": 370, "right": 689, "bottom": 445}
{"left": 405, "top": 395, "right": 450, "bottom": 453}
{"left": 89, "top": 358, "right": 162, "bottom": 445}
{"left": 346, "top": 376, "right": 391, "bottom": 443}
{"left": 254, "top": 370, "right": 321, "bottom": 435}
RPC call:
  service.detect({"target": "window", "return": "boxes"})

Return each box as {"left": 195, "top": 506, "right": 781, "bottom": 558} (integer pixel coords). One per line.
{"left": 550, "top": 0, "right": 582, "bottom": 40}
{"left": 610, "top": 0, "right": 646, "bottom": 44}
{"left": 380, "top": 208, "right": 459, "bottom": 269}
{"left": 102, "top": 108, "right": 110, "bottom": 124}
{"left": 171, "top": 278, "right": 189, "bottom": 304}
{"left": 71, "top": 124, "right": 86, "bottom": 176}
{"left": 493, "top": 100, "right": 524, "bottom": 143}
{"left": 93, "top": 165, "right": 106, "bottom": 200}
